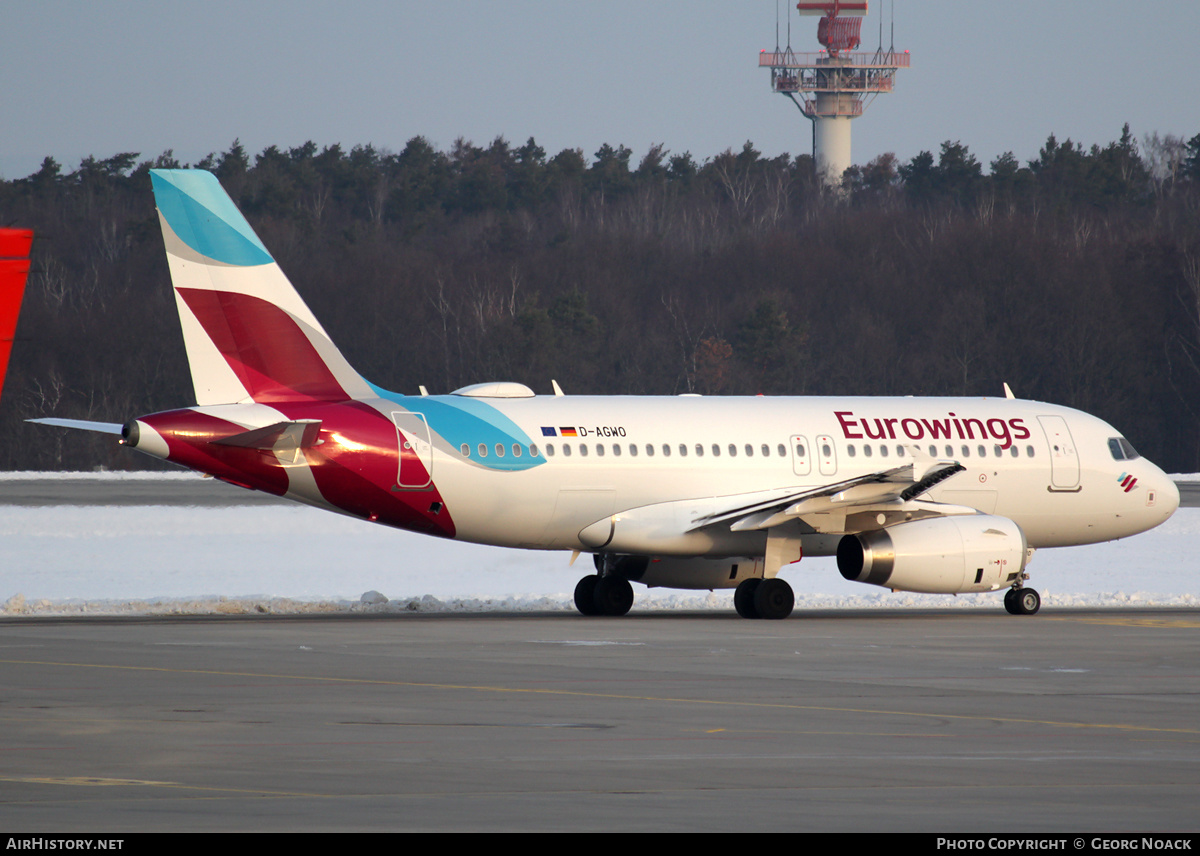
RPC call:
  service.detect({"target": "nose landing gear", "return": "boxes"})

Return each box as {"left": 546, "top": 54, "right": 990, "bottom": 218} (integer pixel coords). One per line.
{"left": 1003, "top": 586, "right": 1041, "bottom": 615}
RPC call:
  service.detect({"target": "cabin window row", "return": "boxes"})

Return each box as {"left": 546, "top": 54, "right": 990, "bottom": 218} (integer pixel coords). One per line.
{"left": 460, "top": 442, "right": 543, "bottom": 459}
{"left": 458, "top": 442, "right": 794, "bottom": 460}
{"left": 455, "top": 440, "right": 1038, "bottom": 462}
{"left": 845, "top": 443, "right": 1036, "bottom": 459}
{"left": 540, "top": 442, "right": 792, "bottom": 459}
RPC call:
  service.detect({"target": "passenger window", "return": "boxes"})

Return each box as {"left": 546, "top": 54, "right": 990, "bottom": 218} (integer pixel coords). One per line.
{"left": 580, "top": 444, "right": 589, "bottom": 457}
{"left": 864, "top": 444, "right": 873, "bottom": 458}
{"left": 778, "top": 444, "right": 787, "bottom": 457}
{"left": 728, "top": 444, "right": 737, "bottom": 457}
{"left": 1026, "top": 445, "right": 1035, "bottom": 457}
{"left": 762, "top": 444, "right": 771, "bottom": 457}
{"left": 495, "top": 443, "right": 505, "bottom": 457}
{"left": 546, "top": 443, "right": 555, "bottom": 456}
{"left": 695, "top": 444, "right": 704, "bottom": 457}
{"left": 711, "top": 444, "right": 720, "bottom": 457}
{"left": 460, "top": 443, "right": 470, "bottom": 457}
{"left": 612, "top": 443, "right": 620, "bottom": 456}
{"left": 847, "top": 444, "right": 857, "bottom": 457}
{"left": 662, "top": 444, "right": 670, "bottom": 457}
{"left": 896, "top": 446, "right": 906, "bottom": 457}
{"left": 1009, "top": 446, "right": 1018, "bottom": 458}
{"left": 595, "top": 444, "right": 604, "bottom": 457}
{"left": 530, "top": 444, "right": 539, "bottom": 457}
{"left": 679, "top": 444, "right": 687, "bottom": 457}
{"left": 945, "top": 445, "right": 954, "bottom": 457}
{"left": 994, "top": 445, "right": 1003, "bottom": 457}
{"left": 879, "top": 444, "right": 888, "bottom": 457}
{"left": 645, "top": 444, "right": 653, "bottom": 457}
{"left": 512, "top": 444, "right": 522, "bottom": 457}
{"left": 745, "top": 444, "right": 754, "bottom": 457}
{"left": 795, "top": 443, "right": 805, "bottom": 457}
{"left": 478, "top": 443, "right": 488, "bottom": 458}
{"left": 978, "top": 445, "right": 986, "bottom": 457}
{"left": 563, "top": 444, "right": 572, "bottom": 457}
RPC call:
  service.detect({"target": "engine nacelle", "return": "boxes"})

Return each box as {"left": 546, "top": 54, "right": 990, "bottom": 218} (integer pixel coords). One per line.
{"left": 836, "top": 515, "right": 1028, "bottom": 594}
{"left": 596, "top": 553, "right": 762, "bottom": 590}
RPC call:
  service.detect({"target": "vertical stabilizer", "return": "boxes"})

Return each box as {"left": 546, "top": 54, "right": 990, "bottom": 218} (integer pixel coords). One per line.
{"left": 150, "top": 169, "right": 372, "bottom": 406}
{"left": 0, "top": 228, "right": 33, "bottom": 402}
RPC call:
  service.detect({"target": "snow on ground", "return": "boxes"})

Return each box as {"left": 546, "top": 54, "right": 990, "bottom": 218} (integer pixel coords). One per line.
{"left": 1, "top": 474, "right": 1196, "bottom": 616}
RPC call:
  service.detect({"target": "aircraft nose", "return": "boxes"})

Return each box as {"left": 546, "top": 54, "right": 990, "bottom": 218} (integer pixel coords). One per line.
{"left": 1161, "top": 475, "right": 1181, "bottom": 517}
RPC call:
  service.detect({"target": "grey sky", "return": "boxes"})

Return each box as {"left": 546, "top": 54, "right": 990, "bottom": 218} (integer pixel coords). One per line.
{"left": 3, "top": 1, "right": 1197, "bottom": 180}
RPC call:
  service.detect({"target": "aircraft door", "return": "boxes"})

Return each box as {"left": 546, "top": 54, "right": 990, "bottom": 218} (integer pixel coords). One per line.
{"left": 1038, "top": 414, "right": 1080, "bottom": 490}
{"left": 392, "top": 411, "right": 433, "bottom": 489}
{"left": 816, "top": 434, "right": 837, "bottom": 476}
{"left": 790, "top": 435, "right": 812, "bottom": 476}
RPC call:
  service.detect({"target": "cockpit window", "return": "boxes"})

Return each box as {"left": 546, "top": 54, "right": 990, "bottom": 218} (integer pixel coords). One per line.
{"left": 1109, "top": 437, "right": 1141, "bottom": 461}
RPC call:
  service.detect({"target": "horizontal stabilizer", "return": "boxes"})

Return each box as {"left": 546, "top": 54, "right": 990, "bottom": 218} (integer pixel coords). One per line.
{"left": 211, "top": 419, "right": 323, "bottom": 452}
{"left": 27, "top": 417, "right": 124, "bottom": 435}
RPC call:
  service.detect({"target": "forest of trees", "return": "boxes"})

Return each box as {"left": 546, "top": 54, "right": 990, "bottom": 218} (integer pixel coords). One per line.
{"left": 2, "top": 126, "right": 1199, "bottom": 472}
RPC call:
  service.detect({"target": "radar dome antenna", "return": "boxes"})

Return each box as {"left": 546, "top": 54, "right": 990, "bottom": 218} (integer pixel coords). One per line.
{"left": 758, "top": 1, "right": 911, "bottom": 188}
{"left": 813, "top": 1, "right": 864, "bottom": 57}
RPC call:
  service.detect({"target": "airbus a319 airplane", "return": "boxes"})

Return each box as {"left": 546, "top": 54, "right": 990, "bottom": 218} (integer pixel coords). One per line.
{"left": 33, "top": 170, "right": 1181, "bottom": 619}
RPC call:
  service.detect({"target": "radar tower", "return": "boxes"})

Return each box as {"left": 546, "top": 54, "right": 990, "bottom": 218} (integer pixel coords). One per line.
{"left": 759, "top": 2, "right": 910, "bottom": 186}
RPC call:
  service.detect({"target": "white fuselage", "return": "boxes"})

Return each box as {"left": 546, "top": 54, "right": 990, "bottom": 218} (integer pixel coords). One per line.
{"left": 407, "top": 395, "right": 1178, "bottom": 555}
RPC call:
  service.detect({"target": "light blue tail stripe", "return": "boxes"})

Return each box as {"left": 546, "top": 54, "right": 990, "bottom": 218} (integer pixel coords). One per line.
{"left": 150, "top": 170, "right": 273, "bottom": 267}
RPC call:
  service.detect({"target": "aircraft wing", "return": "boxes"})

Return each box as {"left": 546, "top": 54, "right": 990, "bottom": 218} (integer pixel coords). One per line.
{"left": 689, "top": 457, "right": 967, "bottom": 535}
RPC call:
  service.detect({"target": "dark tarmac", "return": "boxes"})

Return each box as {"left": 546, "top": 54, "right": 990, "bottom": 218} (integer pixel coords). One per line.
{"left": 0, "top": 476, "right": 1196, "bottom": 832}
{"left": 2, "top": 609, "right": 1198, "bottom": 832}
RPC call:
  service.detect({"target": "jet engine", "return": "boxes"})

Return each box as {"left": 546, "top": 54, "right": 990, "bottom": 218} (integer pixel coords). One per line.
{"left": 836, "top": 515, "right": 1028, "bottom": 594}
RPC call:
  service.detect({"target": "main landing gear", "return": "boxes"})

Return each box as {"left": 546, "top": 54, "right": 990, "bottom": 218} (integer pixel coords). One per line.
{"left": 734, "top": 577, "right": 795, "bottom": 620}
{"left": 573, "top": 574, "right": 634, "bottom": 617}
{"left": 1003, "top": 586, "right": 1041, "bottom": 615}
